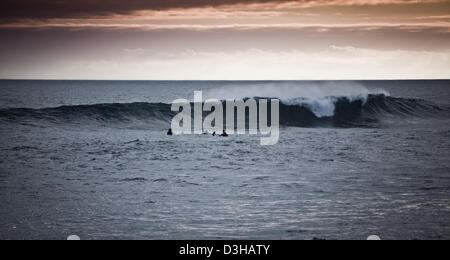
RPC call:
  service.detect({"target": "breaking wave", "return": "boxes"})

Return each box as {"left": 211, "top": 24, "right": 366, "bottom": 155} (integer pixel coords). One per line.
{"left": 279, "top": 94, "right": 446, "bottom": 127}
{"left": 0, "top": 95, "right": 447, "bottom": 129}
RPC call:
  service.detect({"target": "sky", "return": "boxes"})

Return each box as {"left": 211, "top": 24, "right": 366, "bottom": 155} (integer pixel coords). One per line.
{"left": 0, "top": 0, "right": 449, "bottom": 80}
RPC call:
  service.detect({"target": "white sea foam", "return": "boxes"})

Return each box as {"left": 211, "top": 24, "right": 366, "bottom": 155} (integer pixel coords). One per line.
{"left": 205, "top": 82, "right": 390, "bottom": 118}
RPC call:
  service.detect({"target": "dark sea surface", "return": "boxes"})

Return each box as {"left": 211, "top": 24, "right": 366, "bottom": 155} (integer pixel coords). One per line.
{"left": 0, "top": 80, "right": 449, "bottom": 240}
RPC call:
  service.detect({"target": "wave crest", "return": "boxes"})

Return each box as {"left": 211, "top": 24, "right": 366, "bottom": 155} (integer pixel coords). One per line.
{"left": 0, "top": 95, "right": 447, "bottom": 129}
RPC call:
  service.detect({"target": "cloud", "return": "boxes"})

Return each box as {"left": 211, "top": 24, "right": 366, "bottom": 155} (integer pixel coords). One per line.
{"left": 0, "top": 0, "right": 288, "bottom": 20}
{"left": 2, "top": 22, "right": 450, "bottom": 32}
{"left": 1, "top": 0, "right": 447, "bottom": 21}
{"left": 415, "top": 15, "right": 450, "bottom": 20}
{"left": 2, "top": 47, "right": 449, "bottom": 80}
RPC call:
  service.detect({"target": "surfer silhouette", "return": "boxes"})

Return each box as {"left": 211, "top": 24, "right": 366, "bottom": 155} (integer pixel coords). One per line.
{"left": 167, "top": 129, "right": 173, "bottom": 136}
{"left": 220, "top": 130, "right": 229, "bottom": 137}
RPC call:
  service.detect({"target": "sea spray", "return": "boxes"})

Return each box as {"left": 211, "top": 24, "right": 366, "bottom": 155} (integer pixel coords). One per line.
{"left": 204, "top": 82, "right": 390, "bottom": 118}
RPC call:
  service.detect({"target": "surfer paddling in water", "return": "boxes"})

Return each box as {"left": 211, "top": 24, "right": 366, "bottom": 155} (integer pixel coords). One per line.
{"left": 170, "top": 91, "right": 280, "bottom": 145}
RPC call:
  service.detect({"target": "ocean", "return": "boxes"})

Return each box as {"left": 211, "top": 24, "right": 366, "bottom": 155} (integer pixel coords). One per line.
{"left": 0, "top": 80, "right": 449, "bottom": 240}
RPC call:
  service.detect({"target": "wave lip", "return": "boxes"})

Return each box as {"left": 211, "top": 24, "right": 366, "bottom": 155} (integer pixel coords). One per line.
{"left": 0, "top": 95, "right": 447, "bottom": 129}
{"left": 280, "top": 94, "right": 448, "bottom": 127}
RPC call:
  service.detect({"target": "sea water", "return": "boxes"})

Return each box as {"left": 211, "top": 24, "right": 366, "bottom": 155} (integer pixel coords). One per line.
{"left": 0, "top": 80, "right": 449, "bottom": 240}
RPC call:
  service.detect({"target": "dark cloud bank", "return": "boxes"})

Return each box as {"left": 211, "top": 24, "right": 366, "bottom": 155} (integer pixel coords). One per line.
{"left": 0, "top": 0, "right": 292, "bottom": 20}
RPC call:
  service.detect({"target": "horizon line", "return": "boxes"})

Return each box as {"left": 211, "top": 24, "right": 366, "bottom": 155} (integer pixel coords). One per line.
{"left": 1, "top": 78, "right": 449, "bottom": 81}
